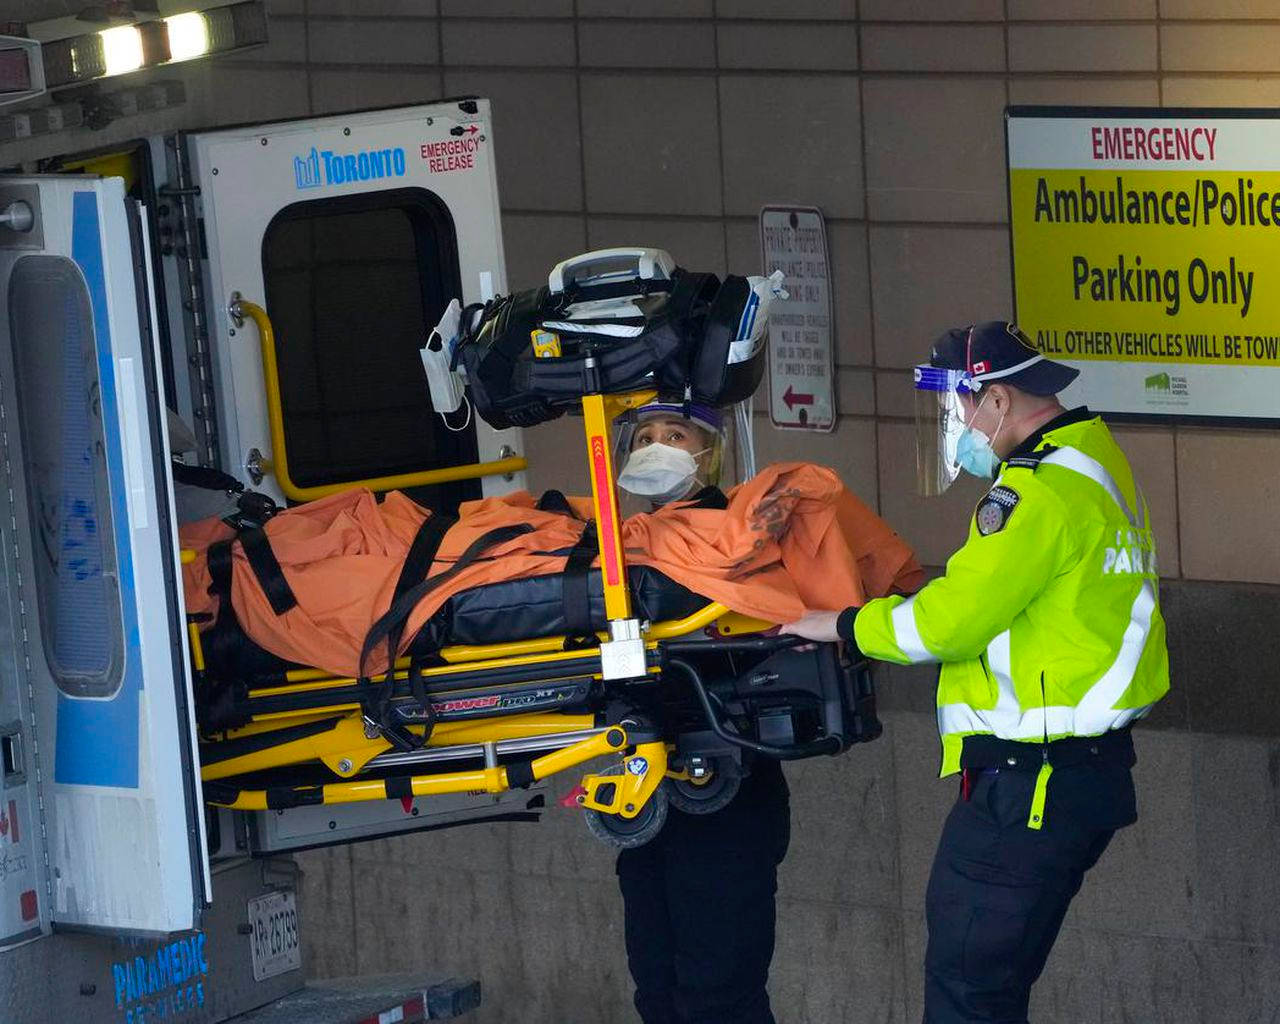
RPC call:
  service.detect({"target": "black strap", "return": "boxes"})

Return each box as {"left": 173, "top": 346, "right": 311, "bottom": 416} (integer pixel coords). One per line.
{"left": 536, "top": 490, "right": 580, "bottom": 518}
{"left": 171, "top": 461, "right": 244, "bottom": 493}
{"left": 201, "top": 538, "right": 247, "bottom": 711}
{"left": 385, "top": 775, "right": 414, "bottom": 800}
{"left": 358, "top": 523, "right": 534, "bottom": 749}
{"left": 361, "top": 522, "right": 533, "bottom": 676}
{"left": 505, "top": 760, "right": 536, "bottom": 790}
{"left": 203, "top": 539, "right": 235, "bottom": 667}
{"left": 207, "top": 540, "right": 233, "bottom": 602}
{"left": 561, "top": 521, "right": 598, "bottom": 639}
{"left": 555, "top": 275, "right": 674, "bottom": 309}
{"left": 363, "top": 513, "right": 451, "bottom": 750}
{"left": 232, "top": 491, "right": 280, "bottom": 528}
{"left": 450, "top": 300, "right": 493, "bottom": 371}
{"left": 377, "top": 514, "right": 456, "bottom": 747}
{"left": 383, "top": 514, "right": 456, "bottom": 689}
{"left": 238, "top": 527, "right": 298, "bottom": 616}
{"left": 396, "top": 514, "right": 456, "bottom": 603}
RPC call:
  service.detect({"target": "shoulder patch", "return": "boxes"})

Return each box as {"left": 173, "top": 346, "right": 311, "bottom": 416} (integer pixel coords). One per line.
{"left": 975, "top": 485, "right": 1020, "bottom": 536}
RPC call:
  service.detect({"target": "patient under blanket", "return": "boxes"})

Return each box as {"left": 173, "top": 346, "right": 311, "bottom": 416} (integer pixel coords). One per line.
{"left": 181, "top": 462, "right": 924, "bottom": 678}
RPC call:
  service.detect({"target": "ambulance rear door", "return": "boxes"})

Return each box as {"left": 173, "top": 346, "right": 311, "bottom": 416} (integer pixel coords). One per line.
{"left": 0, "top": 175, "right": 208, "bottom": 936}
{"left": 182, "top": 98, "right": 526, "bottom": 510}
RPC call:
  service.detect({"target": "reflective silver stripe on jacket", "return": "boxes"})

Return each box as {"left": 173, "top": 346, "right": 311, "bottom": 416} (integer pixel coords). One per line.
{"left": 939, "top": 444, "right": 1158, "bottom": 740}
{"left": 890, "top": 594, "right": 936, "bottom": 663}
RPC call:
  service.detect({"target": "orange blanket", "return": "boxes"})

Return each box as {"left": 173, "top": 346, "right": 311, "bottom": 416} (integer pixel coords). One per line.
{"left": 181, "top": 462, "right": 923, "bottom": 677}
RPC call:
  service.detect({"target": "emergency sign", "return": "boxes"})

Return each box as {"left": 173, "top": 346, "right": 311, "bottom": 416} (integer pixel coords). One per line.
{"left": 1007, "top": 108, "right": 1280, "bottom": 420}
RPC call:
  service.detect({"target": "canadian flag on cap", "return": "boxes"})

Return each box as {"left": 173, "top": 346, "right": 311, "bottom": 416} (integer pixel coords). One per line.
{"left": 971, "top": 360, "right": 990, "bottom": 375}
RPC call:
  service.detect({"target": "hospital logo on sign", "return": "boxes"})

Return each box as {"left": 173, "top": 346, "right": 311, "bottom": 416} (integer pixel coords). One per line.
{"left": 1141, "top": 371, "right": 1189, "bottom": 407}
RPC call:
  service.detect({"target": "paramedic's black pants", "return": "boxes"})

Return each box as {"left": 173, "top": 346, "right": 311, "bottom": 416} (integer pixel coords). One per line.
{"left": 923, "top": 764, "right": 1137, "bottom": 1024}
{"left": 617, "top": 759, "right": 790, "bottom": 1024}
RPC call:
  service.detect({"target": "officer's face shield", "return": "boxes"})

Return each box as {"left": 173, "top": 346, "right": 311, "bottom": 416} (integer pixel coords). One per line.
{"left": 914, "top": 365, "right": 978, "bottom": 496}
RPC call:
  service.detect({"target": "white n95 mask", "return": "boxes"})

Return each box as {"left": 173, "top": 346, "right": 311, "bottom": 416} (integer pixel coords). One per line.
{"left": 617, "top": 443, "right": 703, "bottom": 504}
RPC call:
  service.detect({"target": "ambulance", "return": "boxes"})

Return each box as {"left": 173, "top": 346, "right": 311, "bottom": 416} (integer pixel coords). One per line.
{"left": 0, "top": 87, "right": 518, "bottom": 1021}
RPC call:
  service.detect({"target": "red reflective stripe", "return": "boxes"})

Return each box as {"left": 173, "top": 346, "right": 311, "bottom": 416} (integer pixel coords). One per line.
{"left": 353, "top": 993, "right": 426, "bottom": 1024}
{"left": 20, "top": 889, "right": 37, "bottom": 922}
{"left": 590, "top": 436, "right": 621, "bottom": 587}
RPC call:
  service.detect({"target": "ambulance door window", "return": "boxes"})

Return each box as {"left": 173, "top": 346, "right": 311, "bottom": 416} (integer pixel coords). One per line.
{"left": 7, "top": 255, "right": 124, "bottom": 698}
{"left": 261, "top": 187, "right": 479, "bottom": 508}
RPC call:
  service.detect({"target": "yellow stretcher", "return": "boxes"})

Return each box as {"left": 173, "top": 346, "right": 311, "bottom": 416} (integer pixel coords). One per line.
{"left": 191, "top": 306, "right": 880, "bottom": 848}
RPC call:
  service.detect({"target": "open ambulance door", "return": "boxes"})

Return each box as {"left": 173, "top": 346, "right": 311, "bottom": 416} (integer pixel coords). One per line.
{"left": 170, "top": 99, "right": 539, "bottom": 853}
{"left": 0, "top": 176, "right": 208, "bottom": 937}
{"left": 178, "top": 97, "right": 526, "bottom": 510}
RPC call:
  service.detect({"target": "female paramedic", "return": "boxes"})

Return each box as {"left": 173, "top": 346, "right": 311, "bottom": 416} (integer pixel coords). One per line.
{"left": 611, "top": 400, "right": 791, "bottom": 1024}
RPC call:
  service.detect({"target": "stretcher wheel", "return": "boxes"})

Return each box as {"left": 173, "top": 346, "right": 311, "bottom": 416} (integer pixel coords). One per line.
{"left": 581, "top": 772, "right": 669, "bottom": 849}
{"left": 667, "top": 761, "right": 740, "bottom": 816}
{"left": 582, "top": 790, "right": 668, "bottom": 848}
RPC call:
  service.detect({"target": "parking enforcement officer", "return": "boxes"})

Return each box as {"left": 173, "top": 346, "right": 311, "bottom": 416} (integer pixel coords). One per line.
{"left": 784, "top": 321, "right": 1170, "bottom": 1023}
{"left": 613, "top": 400, "right": 790, "bottom": 1024}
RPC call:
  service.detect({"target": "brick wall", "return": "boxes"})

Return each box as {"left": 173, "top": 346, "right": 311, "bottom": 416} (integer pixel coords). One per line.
{"left": 7, "top": 2, "right": 1278, "bottom": 1020}
{"left": 225, "top": 4, "right": 1280, "bottom": 1022}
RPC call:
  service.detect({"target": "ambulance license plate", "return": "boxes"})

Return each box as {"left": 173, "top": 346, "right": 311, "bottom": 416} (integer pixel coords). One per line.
{"left": 248, "top": 890, "right": 301, "bottom": 981}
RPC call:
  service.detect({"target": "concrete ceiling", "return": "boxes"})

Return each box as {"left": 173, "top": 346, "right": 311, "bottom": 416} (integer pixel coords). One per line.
{"left": 6, "top": 2, "right": 100, "bottom": 28}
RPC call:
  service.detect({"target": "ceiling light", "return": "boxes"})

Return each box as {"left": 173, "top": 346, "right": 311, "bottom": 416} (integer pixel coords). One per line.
{"left": 100, "top": 25, "right": 143, "bottom": 77}
{"left": 35, "top": 2, "right": 267, "bottom": 93}
{"left": 165, "top": 13, "right": 209, "bottom": 63}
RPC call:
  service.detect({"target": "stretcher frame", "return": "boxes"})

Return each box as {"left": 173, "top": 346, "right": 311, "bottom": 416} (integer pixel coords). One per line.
{"left": 191, "top": 302, "right": 782, "bottom": 831}
{"left": 191, "top": 304, "right": 860, "bottom": 845}
{"left": 195, "top": 601, "right": 768, "bottom": 816}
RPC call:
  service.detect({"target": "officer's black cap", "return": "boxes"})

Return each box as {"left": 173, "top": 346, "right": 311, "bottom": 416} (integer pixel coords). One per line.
{"left": 930, "top": 320, "right": 1079, "bottom": 396}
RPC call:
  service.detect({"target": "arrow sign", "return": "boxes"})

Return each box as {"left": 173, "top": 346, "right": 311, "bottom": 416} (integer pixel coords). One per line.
{"left": 464, "top": 124, "right": 479, "bottom": 134}
{"left": 783, "top": 385, "right": 814, "bottom": 410}
{"left": 762, "top": 207, "right": 836, "bottom": 432}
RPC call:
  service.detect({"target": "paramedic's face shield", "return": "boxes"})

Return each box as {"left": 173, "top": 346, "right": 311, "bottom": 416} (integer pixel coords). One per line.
{"left": 913, "top": 365, "right": 979, "bottom": 496}
{"left": 615, "top": 407, "right": 725, "bottom": 504}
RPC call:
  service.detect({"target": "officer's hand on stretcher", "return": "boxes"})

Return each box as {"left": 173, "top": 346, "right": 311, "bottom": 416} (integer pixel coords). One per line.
{"left": 780, "top": 610, "right": 845, "bottom": 643}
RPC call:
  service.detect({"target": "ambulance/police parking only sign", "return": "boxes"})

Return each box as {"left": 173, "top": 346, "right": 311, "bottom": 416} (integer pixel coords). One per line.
{"left": 1008, "top": 107, "right": 1280, "bottom": 421}
{"left": 760, "top": 206, "right": 836, "bottom": 432}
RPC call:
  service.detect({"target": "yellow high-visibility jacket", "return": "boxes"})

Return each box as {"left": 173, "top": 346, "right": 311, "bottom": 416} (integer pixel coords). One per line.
{"left": 850, "top": 410, "right": 1169, "bottom": 776}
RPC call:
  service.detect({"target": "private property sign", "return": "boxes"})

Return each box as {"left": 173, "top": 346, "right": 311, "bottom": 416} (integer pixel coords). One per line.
{"left": 1008, "top": 108, "right": 1280, "bottom": 420}
{"left": 760, "top": 206, "right": 836, "bottom": 431}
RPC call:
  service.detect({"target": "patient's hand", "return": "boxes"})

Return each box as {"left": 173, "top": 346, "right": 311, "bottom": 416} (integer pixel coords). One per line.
{"left": 780, "top": 610, "right": 843, "bottom": 643}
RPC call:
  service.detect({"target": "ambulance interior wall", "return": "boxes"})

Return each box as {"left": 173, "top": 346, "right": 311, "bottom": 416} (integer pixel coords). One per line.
{"left": 7, "top": 2, "right": 1278, "bottom": 1021}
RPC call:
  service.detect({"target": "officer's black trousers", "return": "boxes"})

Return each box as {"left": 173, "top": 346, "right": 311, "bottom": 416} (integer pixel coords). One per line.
{"left": 923, "top": 763, "right": 1137, "bottom": 1024}
{"left": 616, "top": 759, "right": 791, "bottom": 1024}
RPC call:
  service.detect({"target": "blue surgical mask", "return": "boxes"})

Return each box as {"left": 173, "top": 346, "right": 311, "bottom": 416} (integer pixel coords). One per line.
{"left": 954, "top": 394, "right": 1007, "bottom": 479}
{"left": 956, "top": 426, "right": 1000, "bottom": 478}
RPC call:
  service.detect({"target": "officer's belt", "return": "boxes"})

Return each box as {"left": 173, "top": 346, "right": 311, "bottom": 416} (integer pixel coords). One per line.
{"left": 960, "top": 726, "right": 1136, "bottom": 772}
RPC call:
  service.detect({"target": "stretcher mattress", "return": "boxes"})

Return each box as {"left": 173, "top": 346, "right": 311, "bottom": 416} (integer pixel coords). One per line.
{"left": 182, "top": 464, "right": 926, "bottom": 680}
{"left": 429, "top": 564, "right": 705, "bottom": 648}
{"left": 204, "top": 564, "right": 705, "bottom": 680}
